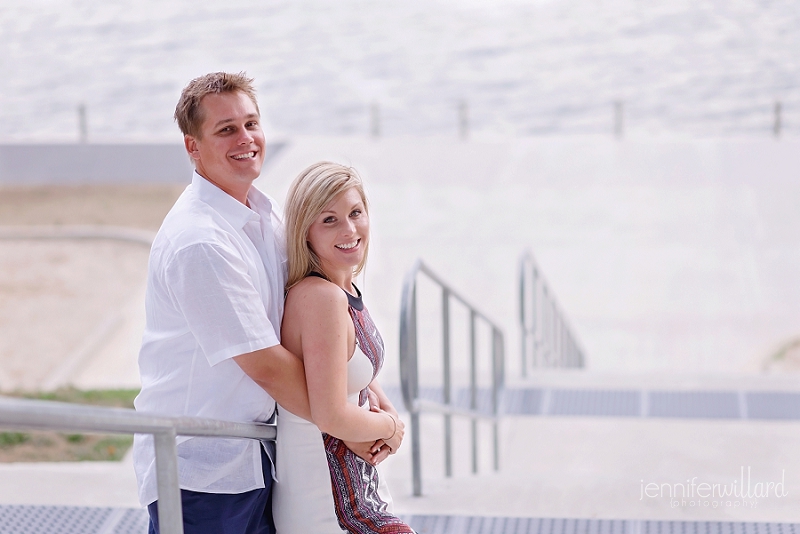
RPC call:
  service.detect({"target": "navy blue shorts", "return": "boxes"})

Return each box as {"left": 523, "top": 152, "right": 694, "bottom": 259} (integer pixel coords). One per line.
{"left": 147, "top": 445, "right": 274, "bottom": 534}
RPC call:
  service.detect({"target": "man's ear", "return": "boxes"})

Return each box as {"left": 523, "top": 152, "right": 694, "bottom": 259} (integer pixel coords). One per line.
{"left": 184, "top": 134, "right": 200, "bottom": 162}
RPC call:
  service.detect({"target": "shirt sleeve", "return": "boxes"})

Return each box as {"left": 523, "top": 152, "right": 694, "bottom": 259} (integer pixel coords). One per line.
{"left": 164, "top": 241, "right": 280, "bottom": 366}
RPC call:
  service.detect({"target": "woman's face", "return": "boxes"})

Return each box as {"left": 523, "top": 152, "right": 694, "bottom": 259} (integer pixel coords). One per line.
{"left": 306, "top": 187, "right": 369, "bottom": 277}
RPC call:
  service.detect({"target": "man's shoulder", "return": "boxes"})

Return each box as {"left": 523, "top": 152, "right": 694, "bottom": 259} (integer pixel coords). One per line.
{"left": 153, "top": 188, "right": 237, "bottom": 253}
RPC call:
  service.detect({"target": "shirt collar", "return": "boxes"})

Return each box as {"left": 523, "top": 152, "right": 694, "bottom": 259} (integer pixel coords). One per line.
{"left": 192, "top": 171, "right": 271, "bottom": 227}
{"left": 246, "top": 182, "right": 274, "bottom": 219}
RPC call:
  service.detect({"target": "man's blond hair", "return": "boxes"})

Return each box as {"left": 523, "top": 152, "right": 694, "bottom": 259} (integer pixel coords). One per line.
{"left": 174, "top": 72, "right": 259, "bottom": 138}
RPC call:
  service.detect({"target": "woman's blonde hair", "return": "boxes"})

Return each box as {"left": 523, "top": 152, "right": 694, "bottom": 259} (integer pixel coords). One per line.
{"left": 284, "top": 161, "right": 369, "bottom": 289}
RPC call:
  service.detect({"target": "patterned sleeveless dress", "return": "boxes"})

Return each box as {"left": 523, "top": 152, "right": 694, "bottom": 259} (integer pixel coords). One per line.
{"left": 322, "top": 284, "right": 414, "bottom": 534}
{"left": 272, "top": 276, "right": 413, "bottom": 534}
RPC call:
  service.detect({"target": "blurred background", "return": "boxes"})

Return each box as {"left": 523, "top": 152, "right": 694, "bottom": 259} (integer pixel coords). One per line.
{"left": 1, "top": 0, "right": 798, "bottom": 142}
{"left": 1, "top": 0, "right": 800, "bottom": 526}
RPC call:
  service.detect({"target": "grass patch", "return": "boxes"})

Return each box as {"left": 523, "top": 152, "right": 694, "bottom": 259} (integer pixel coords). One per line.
{"left": 0, "top": 432, "right": 29, "bottom": 447}
{"left": 18, "top": 387, "right": 139, "bottom": 408}
{"left": 0, "top": 387, "right": 139, "bottom": 462}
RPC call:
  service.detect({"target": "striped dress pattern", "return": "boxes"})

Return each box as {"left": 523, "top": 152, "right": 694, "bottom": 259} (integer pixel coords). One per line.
{"left": 322, "top": 297, "right": 414, "bottom": 534}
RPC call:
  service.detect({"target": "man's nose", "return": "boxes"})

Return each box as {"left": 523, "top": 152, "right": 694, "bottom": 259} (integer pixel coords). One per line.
{"left": 237, "top": 126, "right": 254, "bottom": 144}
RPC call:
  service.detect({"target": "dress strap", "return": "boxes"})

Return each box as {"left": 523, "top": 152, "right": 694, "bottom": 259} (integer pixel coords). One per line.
{"left": 307, "top": 272, "right": 363, "bottom": 310}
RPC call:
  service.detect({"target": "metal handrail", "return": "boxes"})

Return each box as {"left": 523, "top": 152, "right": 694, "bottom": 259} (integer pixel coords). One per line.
{"left": 0, "top": 396, "right": 275, "bottom": 534}
{"left": 518, "top": 250, "right": 585, "bottom": 374}
{"left": 399, "top": 259, "right": 505, "bottom": 497}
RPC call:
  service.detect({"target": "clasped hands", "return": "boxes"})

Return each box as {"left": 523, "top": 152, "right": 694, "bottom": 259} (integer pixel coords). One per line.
{"left": 343, "top": 389, "right": 405, "bottom": 466}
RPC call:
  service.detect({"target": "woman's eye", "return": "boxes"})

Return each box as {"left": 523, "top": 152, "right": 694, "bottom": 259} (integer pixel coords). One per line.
{"left": 350, "top": 209, "right": 361, "bottom": 217}
{"left": 323, "top": 216, "right": 335, "bottom": 224}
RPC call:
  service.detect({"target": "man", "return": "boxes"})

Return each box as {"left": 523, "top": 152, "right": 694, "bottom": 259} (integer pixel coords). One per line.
{"left": 132, "top": 72, "right": 312, "bottom": 534}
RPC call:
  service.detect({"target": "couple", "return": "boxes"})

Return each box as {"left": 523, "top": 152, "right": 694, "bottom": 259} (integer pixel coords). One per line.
{"left": 132, "top": 72, "right": 414, "bottom": 534}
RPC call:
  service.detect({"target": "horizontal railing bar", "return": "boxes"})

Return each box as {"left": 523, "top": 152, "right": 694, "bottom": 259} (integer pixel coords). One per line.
{"left": 0, "top": 397, "right": 275, "bottom": 441}
{"left": 0, "top": 225, "right": 156, "bottom": 246}
{"left": 413, "top": 399, "right": 499, "bottom": 422}
{"left": 415, "top": 262, "right": 500, "bottom": 330}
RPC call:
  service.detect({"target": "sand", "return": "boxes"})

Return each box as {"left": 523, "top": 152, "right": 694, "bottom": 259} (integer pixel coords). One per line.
{"left": 0, "top": 184, "right": 183, "bottom": 392}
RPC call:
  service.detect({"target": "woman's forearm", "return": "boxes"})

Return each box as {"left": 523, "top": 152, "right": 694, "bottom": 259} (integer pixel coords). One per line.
{"left": 313, "top": 401, "right": 396, "bottom": 442}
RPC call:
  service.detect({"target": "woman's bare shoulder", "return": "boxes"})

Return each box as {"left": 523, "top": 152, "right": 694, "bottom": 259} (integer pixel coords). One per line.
{"left": 285, "top": 276, "right": 348, "bottom": 312}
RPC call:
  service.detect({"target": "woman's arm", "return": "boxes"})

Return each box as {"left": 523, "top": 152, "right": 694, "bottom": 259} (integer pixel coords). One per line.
{"left": 288, "top": 278, "right": 396, "bottom": 443}
{"left": 364, "top": 380, "right": 404, "bottom": 454}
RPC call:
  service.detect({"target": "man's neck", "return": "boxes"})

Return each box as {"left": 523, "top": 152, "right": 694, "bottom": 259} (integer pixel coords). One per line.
{"left": 197, "top": 171, "right": 252, "bottom": 206}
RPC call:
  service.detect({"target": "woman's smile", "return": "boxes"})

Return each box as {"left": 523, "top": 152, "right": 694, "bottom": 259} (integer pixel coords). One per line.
{"left": 307, "top": 187, "right": 369, "bottom": 278}
{"left": 335, "top": 239, "right": 360, "bottom": 251}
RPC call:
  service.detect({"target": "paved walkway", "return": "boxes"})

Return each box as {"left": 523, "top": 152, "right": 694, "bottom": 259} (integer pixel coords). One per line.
{"left": 1, "top": 505, "right": 798, "bottom": 534}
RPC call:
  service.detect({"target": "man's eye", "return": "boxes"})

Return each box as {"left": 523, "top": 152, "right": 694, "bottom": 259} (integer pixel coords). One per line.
{"left": 246, "top": 121, "right": 259, "bottom": 128}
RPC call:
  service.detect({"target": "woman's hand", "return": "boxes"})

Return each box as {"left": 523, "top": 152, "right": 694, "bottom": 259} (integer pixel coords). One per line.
{"left": 381, "top": 411, "right": 404, "bottom": 454}
{"left": 342, "top": 388, "right": 402, "bottom": 464}
{"left": 343, "top": 439, "right": 390, "bottom": 466}
{"left": 367, "top": 388, "right": 381, "bottom": 411}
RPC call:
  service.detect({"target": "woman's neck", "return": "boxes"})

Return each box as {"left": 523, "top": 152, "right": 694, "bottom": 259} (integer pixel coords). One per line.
{"left": 319, "top": 266, "right": 354, "bottom": 293}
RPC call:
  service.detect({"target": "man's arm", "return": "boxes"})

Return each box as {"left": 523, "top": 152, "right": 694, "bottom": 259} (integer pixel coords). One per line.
{"left": 235, "top": 345, "right": 312, "bottom": 422}
{"left": 237, "top": 347, "right": 386, "bottom": 464}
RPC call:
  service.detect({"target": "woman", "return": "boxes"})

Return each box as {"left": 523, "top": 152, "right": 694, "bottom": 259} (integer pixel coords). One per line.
{"left": 273, "top": 162, "right": 414, "bottom": 534}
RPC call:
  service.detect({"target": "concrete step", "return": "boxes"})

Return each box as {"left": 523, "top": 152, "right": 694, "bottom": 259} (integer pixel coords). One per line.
{"left": 384, "top": 386, "right": 800, "bottom": 420}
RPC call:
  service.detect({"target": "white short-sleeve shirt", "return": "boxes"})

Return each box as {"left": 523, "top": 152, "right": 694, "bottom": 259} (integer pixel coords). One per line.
{"left": 133, "top": 172, "right": 287, "bottom": 506}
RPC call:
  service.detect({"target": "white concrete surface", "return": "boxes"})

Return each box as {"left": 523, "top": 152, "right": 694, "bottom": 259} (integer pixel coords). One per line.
{"left": 0, "top": 451, "right": 140, "bottom": 509}
{"left": 256, "top": 135, "right": 800, "bottom": 377}
{"left": 385, "top": 413, "right": 800, "bottom": 523}
{"left": 72, "top": 281, "right": 145, "bottom": 391}
{"left": 2, "top": 136, "right": 800, "bottom": 522}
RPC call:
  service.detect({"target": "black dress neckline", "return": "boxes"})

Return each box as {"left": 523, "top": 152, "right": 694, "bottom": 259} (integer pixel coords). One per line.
{"left": 307, "top": 271, "right": 363, "bottom": 311}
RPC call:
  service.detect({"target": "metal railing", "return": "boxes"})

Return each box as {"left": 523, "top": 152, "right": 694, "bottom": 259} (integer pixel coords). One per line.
{"left": 0, "top": 396, "right": 275, "bottom": 534}
{"left": 519, "top": 250, "right": 585, "bottom": 374}
{"left": 399, "top": 260, "right": 505, "bottom": 497}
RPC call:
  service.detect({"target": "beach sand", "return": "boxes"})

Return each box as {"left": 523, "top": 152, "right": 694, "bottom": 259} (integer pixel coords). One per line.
{"left": 0, "top": 184, "right": 184, "bottom": 392}
{"left": 0, "top": 184, "right": 184, "bottom": 229}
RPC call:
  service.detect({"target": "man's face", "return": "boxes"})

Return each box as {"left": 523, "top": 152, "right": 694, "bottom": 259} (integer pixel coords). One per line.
{"left": 185, "top": 91, "right": 265, "bottom": 200}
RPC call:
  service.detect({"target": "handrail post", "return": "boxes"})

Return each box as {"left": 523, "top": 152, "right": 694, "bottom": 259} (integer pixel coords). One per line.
{"left": 519, "top": 251, "right": 585, "bottom": 370}
{"left": 469, "top": 310, "right": 478, "bottom": 474}
{"left": 442, "top": 288, "right": 453, "bottom": 478}
{"left": 154, "top": 428, "right": 183, "bottom": 534}
{"left": 0, "top": 397, "right": 276, "bottom": 534}
{"left": 492, "top": 327, "right": 503, "bottom": 471}
{"left": 531, "top": 264, "right": 539, "bottom": 368}
{"left": 542, "top": 286, "right": 549, "bottom": 366}
{"left": 399, "top": 259, "right": 508, "bottom": 494}
{"left": 519, "top": 257, "right": 528, "bottom": 377}
{"left": 399, "top": 263, "right": 422, "bottom": 496}
{"left": 556, "top": 312, "right": 563, "bottom": 366}
{"left": 409, "top": 284, "right": 422, "bottom": 497}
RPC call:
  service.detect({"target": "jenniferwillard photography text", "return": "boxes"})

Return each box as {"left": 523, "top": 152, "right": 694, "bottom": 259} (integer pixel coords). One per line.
{"left": 640, "top": 467, "right": 788, "bottom": 508}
